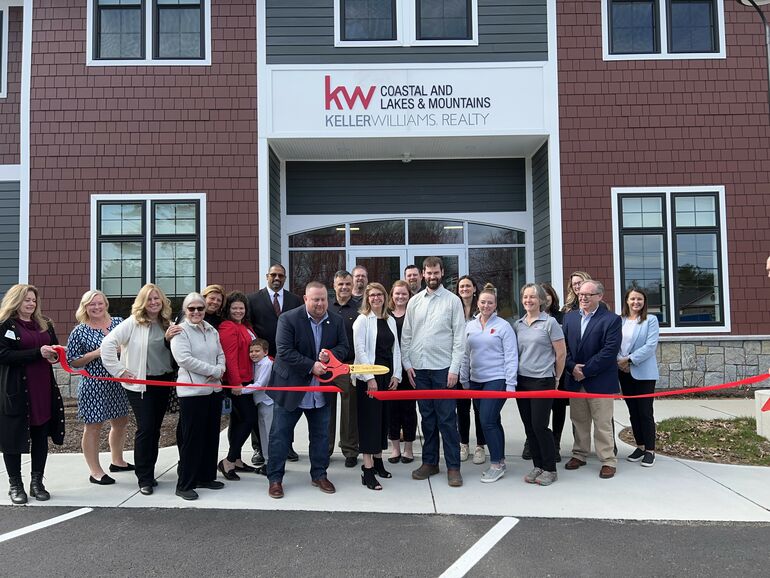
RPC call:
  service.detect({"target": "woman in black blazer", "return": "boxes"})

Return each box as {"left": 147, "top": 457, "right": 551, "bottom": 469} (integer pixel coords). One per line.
{"left": 0, "top": 284, "right": 65, "bottom": 504}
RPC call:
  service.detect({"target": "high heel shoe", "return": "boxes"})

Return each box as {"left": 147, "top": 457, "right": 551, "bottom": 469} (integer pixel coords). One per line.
{"left": 218, "top": 459, "right": 240, "bottom": 481}
{"left": 373, "top": 457, "right": 392, "bottom": 478}
{"left": 361, "top": 466, "right": 382, "bottom": 491}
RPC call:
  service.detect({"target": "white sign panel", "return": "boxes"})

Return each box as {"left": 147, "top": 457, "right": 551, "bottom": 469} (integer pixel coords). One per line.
{"left": 269, "top": 67, "right": 546, "bottom": 136}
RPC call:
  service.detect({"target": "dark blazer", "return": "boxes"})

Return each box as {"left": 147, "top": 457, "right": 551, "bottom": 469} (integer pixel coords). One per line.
{"left": 0, "top": 318, "right": 65, "bottom": 453}
{"left": 248, "top": 288, "right": 303, "bottom": 357}
{"left": 563, "top": 305, "right": 622, "bottom": 394}
{"left": 268, "top": 306, "right": 349, "bottom": 412}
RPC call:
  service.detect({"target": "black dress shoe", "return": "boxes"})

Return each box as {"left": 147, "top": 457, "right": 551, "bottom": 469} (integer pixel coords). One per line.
{"left": 234, "top": 463, "right": 257, "bottom": 473}
{"left": 287, "top": 448, "right": 299, "bottom": 462}
{"left": 251, "top": 451, "right": 265, "bottom": 467}
{"left": 89, "top": 474, "right": 116, "bottom": 485}
{"left": 109, "top": 463, "right": 135, "bottom": 473}
{"left": 139, "top": 485, "right": 154, "bottom": 495}
{"left": 175, "top": 488, "right": 198, "bottom": 500}
{"left": 195, "top": 480, "right": 225, "bottom": 490}
{"left": 218, "top": 460, "right": 240, "bottom": 481}
{"left": 344, "top": 456, "right": 358, "bottom": 468}
{"left": 152, "top": 479, "right": 159, "bottom": 487}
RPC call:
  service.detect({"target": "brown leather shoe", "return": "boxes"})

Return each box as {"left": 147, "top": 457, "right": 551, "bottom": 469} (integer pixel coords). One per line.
{"left": 447, "top": 468, "right": 463, "bottom": 487}
{"left": 268, "top": 481, "right": 284, "bottom": 499}
{"left": 412, "top": 463, "right": 440, "bottom": 480}
{"left": 312, "top": 477, "right": 336, "bottom": 494}
{"left": 564, "top": 458, "right": 587, "bottom": 470}
{"left": 599, "top": 466, "right": 616, "bottom": 479}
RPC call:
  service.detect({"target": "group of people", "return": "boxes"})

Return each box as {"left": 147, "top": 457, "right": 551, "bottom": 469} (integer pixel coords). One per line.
{"left": 0, "top": 259, "right": 661, "bottom": 504}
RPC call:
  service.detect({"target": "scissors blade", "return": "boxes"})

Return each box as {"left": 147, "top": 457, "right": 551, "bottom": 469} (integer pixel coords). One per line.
{"left": 347, "top": 364, "right": 390, "bottom": 376}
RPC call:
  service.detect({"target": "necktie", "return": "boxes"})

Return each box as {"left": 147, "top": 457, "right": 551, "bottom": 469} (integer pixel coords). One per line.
{"left": 273, "top": 292, "right": 281, "bottom": 317}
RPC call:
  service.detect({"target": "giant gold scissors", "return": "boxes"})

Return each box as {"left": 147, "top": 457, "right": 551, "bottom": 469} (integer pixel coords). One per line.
{"left": 319, "top": 349, "right": 390, "bottom": 383}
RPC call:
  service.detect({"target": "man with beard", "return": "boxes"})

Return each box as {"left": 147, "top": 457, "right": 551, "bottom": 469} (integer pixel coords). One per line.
{"left": 351, "top": 265, "right": 368, "bottom": 302}
{"left": 400, "top": 257, "right": 466, "bottom": 487}
{"left": 247, "top": 264, "right": 303, "bottom": 464}
{"left": 404, "top": 264, "right": 423, "bottom": 295}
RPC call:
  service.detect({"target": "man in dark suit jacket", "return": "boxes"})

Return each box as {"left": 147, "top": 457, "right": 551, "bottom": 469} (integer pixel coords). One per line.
{"left": 562, "top": 280, "right": 622, "bottom": 479}
{"left": 266, "top": 281, "right": 349, "bottom": 499}
{"left": 247, "top": 263, "right": 303, "bottom": 465}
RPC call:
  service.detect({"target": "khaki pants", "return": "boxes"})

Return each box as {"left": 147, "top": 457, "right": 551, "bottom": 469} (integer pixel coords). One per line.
{"left": 327, "top": 373, "right": 359, "bottom": 458}
{"left": 570, "top": 391, "right": 617, "bottom": 467}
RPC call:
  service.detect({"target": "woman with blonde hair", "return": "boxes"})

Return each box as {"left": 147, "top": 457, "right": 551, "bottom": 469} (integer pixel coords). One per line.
{"left": 102, "top": 283, "right": 175, "bottom": 496}
{"left": 66, "top": 290, "right": 131, "bottom": 485}
{"left": 562, "top": 271, "right": 593, "bottom": 313}
{"left": 0, "top": 284, "right": 64, "bottom": 504}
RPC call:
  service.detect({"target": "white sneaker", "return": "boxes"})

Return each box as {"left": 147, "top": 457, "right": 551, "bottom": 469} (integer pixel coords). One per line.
{"left": 460, "top": 444, "right": 470, "bottom": 462}
{"left": 472, "top": 446, "right": 486, "bottom": 465}
{"left": 534, "top": 470, "right": 558, "bottom": 486}
{"left": 524, "top": 467, "right": 543, "bottom": 484}
{"left": 480, "top": 465, "right": 506, "bottom": 483}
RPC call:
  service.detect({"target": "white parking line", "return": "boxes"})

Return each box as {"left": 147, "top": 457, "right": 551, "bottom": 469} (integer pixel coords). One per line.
{"left": 439, "top": 516, "right": 519, "bottom": 578}
{"left": 0, "top": 507, "right": 93, "bottom": 544}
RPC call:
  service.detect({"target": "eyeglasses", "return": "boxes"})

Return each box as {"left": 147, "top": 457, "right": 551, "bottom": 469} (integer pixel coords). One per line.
{"left": 187, "top": 306, "right": 205, "bottom": 312}
{"left": 268, "top": 273, "right": 285, "bottom": 278}
{"left": 578, "top": 293, "right": 600, "bottom": 299}
{"left": 369, "top": 293, "right": 384, "bottom": 299}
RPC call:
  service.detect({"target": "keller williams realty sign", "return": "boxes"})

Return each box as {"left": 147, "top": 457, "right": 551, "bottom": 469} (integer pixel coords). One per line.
{"left": 268, "top": 66, "right": 547, "bottom": 136}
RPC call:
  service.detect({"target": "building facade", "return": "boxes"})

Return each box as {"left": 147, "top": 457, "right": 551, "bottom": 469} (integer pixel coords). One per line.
{"left": 1, "top": 0, "right": 769, "bottom": 388}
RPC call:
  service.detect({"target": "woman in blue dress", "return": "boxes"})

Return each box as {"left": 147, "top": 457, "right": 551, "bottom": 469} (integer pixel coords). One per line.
{"left": 66, "top": 290, "right": 132, "bottom": 485}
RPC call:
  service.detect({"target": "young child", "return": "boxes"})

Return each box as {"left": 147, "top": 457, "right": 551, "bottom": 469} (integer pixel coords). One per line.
{"left": 246, "top": 338, "right": 273, "bottom": 475}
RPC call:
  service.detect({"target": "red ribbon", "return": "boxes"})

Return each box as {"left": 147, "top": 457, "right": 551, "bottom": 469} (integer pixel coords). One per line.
{"left": 52, "top": 346, "right": 341, "bottom": 393}
{"left": 371, "top": 374, "right": 770, "bottom": 412}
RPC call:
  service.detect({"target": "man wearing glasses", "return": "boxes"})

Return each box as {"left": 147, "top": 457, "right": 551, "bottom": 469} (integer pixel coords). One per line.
{"left": 562, "top": 280, "right": 622, "bottom": 479}
{"left": 248, "top": 264, "right": 303, "bottom": 464}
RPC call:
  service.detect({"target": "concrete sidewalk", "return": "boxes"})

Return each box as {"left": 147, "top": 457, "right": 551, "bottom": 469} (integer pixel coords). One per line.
{"left": 2, "top": 399, "right": 769, "bottom": 522}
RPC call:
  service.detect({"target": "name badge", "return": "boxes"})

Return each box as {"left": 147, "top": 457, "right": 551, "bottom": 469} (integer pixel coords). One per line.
{"left": 4, "top": 330, "right": 15, "bottom": 339}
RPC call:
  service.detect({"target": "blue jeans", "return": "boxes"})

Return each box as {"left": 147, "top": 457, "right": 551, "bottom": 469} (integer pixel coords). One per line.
{"left": 470, "top": 379, "right": 506, "bottom": 463}
{"left": 414, "top": 368, "right": 460, "bottom": 469}
{"left": 267, "top": 403, "right": 331, "bottom": 483}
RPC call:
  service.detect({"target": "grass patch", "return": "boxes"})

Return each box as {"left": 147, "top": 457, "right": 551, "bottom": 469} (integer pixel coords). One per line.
{"left": 619, "top": 417, "right": 770, "bottom": 467}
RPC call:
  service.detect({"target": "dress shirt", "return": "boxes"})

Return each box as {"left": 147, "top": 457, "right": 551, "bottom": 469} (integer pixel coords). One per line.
{"left": 580, "top": 306, "right": 599, "bottom": 338}
{"left": 298, "top": 311, "right": 328, "bottom": 409}
{"left": 267, "top": 288, "right": 284, "bottom": 311}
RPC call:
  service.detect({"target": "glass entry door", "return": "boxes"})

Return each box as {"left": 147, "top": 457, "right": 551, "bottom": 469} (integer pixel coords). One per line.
{"left": 409, "top": 250, "right": 465, "bottom": 294}
{"left": 348, "top": 249, "right": 407, "bottom": 290}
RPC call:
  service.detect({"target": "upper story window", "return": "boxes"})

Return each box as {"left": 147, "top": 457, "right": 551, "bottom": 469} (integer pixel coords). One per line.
{"left": 88, "top": 0, "right": 210, "bottom": 66}
{"left": 0, "top": 9, "right": 5, "bottom": 99}
{"left": 613, "top": 187, "right": 729, "bottom": 333}
{"left": 603, "top": 0, "right": 725, "bottom": 60}
{"left": 336, "top": 0, "right": 477, "bottom": 47}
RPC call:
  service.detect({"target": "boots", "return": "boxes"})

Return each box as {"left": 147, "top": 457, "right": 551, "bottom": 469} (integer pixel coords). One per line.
{"left": 8, "top": 476, "right": 28, "bottom": 505}
{"left": 30, "top": 472, "right": 50, "bottom": 501}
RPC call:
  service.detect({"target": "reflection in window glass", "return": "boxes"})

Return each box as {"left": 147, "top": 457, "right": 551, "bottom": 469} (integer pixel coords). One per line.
{"left": 156, "top": 0, "right": 203, "bottom": 59}
{"left": 621, "top": 233, "right": 668, "bottom": 324}
{"left": 355, "top": 256, "right": 402, "bottom": 289}
{"left": 290, "top": 226, "right": 345, "bottom": 248}
{"left": 155, "top": 203, "right": 197, "bottom": 235}
{"left": 350, "top": 220, "right": 405, "bottom": 245}
{"left": 621, "top": 195, "right": 663, "bottom": 228}
{"left": 610, "top": 0, "right": 656, "bottom": 54}
{"left": 154, "top": 240, "right": 197, "bottom": 297}
{"left": 409, "top": 220, "right": 463, "bottom": 244}
{"left": 413, "top": 255, "right": 460, "bottom": 292}
{"left": 101, "top": 203, "right": 143, "bottom": 236}
{"left": 468, "top": 247, "right": 525, "bottom": 321}
{"left": 290, "top": 251, "right": 346, "bottom": 295}
{"left": 676, "top": 232, "right": 720, "bottom": 323}
{"left": 468, "top": 223, "right": 524, "bottom": 245}
{"left": 100, "top": 241, "right": 143, "bottom": 297}
{"left": 669, "top": 0, "right": 716, "bottom": 54}
{"left": 97, "top": 0, "right": 143, "bottom": 59}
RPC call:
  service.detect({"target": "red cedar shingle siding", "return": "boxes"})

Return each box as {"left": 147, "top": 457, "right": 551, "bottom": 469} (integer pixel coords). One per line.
{"left": 27, "top": 1, "right": 259, "bottom": 329}
{"left": 558, "top": 1, "right": 770, "bottom": 334}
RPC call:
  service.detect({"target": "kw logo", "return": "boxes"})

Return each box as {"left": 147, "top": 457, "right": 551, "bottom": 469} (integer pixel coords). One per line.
{"left": 325, "top": 75, "right": 376, "bottom": 110}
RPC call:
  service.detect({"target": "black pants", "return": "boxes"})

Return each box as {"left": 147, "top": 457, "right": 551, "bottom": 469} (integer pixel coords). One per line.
{"left": 227, "top": 392, "right": 258, "bottom": 462}
{"left": 387, "top": 382, "right": 417, "bottom": 443}
{"left": 619, "top": 371, "right": 656, "bottom": 450}
{"left": 516, "top": 376, "right": 557, "bottom": 472}
{"left": 3, "top": 423, "right": 49, "bottom": 477}
{"left": 456, "top": 389, "right": 486, "bottom": 446}
{"left": 177, "top": 392, "right": 222, "bottom": 491}
{"left": 356, "top": 375, "right": 391, "bottom": 454}
{"left": 550, "top": 372, "right": 569, "bottom": 444}
{"left": 126, "top": 379, "right": 172, "bottom": 487}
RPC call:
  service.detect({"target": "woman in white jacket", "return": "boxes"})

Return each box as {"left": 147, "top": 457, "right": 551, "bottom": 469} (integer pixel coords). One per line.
{"left": 352, "top": 283, "right": 401, "bottom": 490}
{"left": 101, "top": 283, "right": 175, "bottom": 496}
{"left": 170, "top": 292, "right": 226, "bottom": 501}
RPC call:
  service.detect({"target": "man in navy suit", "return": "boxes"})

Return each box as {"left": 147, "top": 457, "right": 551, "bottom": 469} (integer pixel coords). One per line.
{"left": 562, "top": 280, "right": 622, "bottom": 479}
{"left": 247, "top": 263, "right": 303, "bottom": 465}
{"left": 266, "top": 281, "right": 349, "bottom": 499}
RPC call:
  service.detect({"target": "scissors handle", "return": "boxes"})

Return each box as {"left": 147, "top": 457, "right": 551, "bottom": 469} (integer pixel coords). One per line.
{"left": 318, "top": 349, "right": 348, "bottom": 383}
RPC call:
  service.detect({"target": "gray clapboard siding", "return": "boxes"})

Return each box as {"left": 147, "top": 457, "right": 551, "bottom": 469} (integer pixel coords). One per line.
{"left": 286, "top": 158, "right": 525, "bottom": 215}
{"left": 266, "top": 0, "right": 548, "bottom": 65}
{"left": 0, "top": 181, "right": 20, "bottom": 294}
{"left": 269, "top": 148, "right": 282, "bottom": 266}
{"left": 531, "top": 142, "right": 550, "bottom": 282}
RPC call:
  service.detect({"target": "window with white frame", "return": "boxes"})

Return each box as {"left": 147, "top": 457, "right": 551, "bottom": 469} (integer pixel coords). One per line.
{"left": 616, "top": 189, "right": 727, "bottom": 329}
{"left": 0, "top": 8, "right": 6, "bottom": 99}
{"left": 96, "top": 198, "right": 202, "bottom": 317}
{"left": 90, "top": 0, "right": 208, "bottom": 64}
{"left": 604, "top": 0, "right": 723, "bottom": 59}
{"left": 336, "top": 0, "right": 477, "bottom": 46}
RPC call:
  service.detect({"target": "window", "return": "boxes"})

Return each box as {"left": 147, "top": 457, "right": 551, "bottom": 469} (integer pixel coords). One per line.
{"left": 89, "top": 0, "right": 209, "bottom": 65}
{"left": 604, "top": 0, "right": 723, "bottom": 59}
{"left": 94, "top": 197, "right": 203, "bottom": 317}
{"left": 615, "top": 188, "right": 727, "bottom": 331}
{"left": 335, "top": 0, "right": 477, "bottom": 46}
